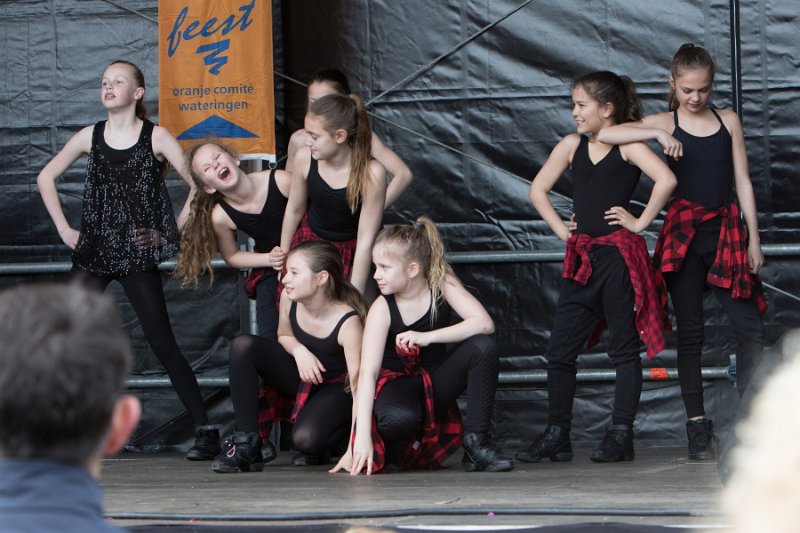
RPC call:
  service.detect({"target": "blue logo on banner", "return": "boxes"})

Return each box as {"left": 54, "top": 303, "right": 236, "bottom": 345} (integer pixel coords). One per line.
{"left": 166, "top": 0, "right": 255, "bottom": 75}
{"left": 177, "top": 115, "right": 258, "bottom": 140}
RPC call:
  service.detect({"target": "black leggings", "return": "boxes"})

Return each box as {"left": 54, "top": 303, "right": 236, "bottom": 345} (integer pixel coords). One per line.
{"left": 665, "top": 220, "right": 764, "bottom": 418}
{"left": 228, "top": 334, "right": 351, "bottom": 452}
{"left": 73, "top": 267, "right": 208, "bottom": 425}
{"left": 373, "top": 334, "right": 499, "bottom": 445}
{"left": 546, "top": 246, "right": 642, "bottom": 429}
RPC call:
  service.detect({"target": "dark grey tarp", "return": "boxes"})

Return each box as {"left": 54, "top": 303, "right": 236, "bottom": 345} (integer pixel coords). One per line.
{"left": 1, "top": 0, "right": 798, "bottom": 450}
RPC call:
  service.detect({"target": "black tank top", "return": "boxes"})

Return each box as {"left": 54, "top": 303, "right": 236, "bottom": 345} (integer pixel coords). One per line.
{"left": 669, "top": 108, "right": 733, "bottom": 208}
{"left": 381, "top": 293, "right": 452, "bottom": 372}
{"left": 572, "top": 135, "right": 641, "bottom": 238}
{"left": 72, "top": 120, "right": 180, "bottom": 276}
{"left": 217, "top": 169, "right": 287, "bottom": 252}
{"left": 306, "top": 158, "right": 361, "bottom": 241}
{"left": 290, "top": 302, "right": 357, "bottom": 379}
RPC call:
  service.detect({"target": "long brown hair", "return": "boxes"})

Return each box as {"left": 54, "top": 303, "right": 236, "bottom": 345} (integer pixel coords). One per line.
{"left": 173, "top": 142, "right": 233, "bottom": 287}
{"left": 308, "top": 93, "right": 372, "bottom": 213}
{"left": 574, "top": 71, "right": 642, "bottom": 125}
{"left": 375, "top": 216, "right": 453, "bottom": 323}
{"left": 288, "top": 240, "right": 366, "bottom": 321}
{"left": 108, "top": 59, "right": 148, "bottom": 120}
{"left": 668, "top": 43, "right": 716, "bottom": 112}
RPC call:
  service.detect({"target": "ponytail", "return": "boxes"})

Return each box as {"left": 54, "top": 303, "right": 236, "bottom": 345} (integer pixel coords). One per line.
{"left": 348, "top": 94, "right": 373, "bottom": 213}
{"left": 109, "top": 59, "right": 148, "bottom": 120}
{"left": 668, "top": 43, "right": 716, "bottom": 111}
{"left": 573, "top": 71, "right": 642, "bottom": 124}
{"left": 375, "top": 216, "right": 454, "bottom": 324}
{"left": 308, "top": 93, "right": 374, "bottom": 213}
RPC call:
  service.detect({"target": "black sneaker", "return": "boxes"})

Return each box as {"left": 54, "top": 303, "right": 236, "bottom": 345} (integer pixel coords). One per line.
{"left": 262, "top": 439, "right": 278, "bottom": 464}
{"left": 589, "top": 425, "right": 635, "bottom": 462}
{"left": 516, "top": 425, "right": 573, "bottom": 463}
{"left": 462, "top": 432, "right": 514, "bottom": 472}
{"left": 687, "top": 418, "right": 719, "bottom": 460}
{"left": 212, "top": 432, "right": 264, "bottom": 473}
{"left": 185, "top": 424, "right": 220, "bottom": 461}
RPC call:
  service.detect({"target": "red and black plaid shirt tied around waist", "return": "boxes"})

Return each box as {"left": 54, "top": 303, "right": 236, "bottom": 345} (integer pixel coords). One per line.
{"left": 653, "top": 198, "right": 766, "bottom": 314}
{"left": 364, "top": 344, "right": 462, "bottom": 473}
{"left": 563, "top": 229, "right": 669, "bottom": 359}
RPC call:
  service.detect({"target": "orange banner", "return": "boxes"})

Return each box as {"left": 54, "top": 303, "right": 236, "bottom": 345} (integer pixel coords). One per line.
{"left": 158, "top": 0, "right": 275, "bottom": 159}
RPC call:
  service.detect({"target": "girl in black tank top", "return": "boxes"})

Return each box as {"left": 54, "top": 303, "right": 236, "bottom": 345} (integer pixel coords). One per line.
{"left": 596, "top": 44, "right": 765, "bottom": 462}
{"left": 333, "top": 217, "right": 512, "bottom": 475}
{"left": 212, "top": 240, "right": 366, "bottom": 473}
{"left": 176, "top": 142, "right": 291, "bottom": 337}
{"left": 525, "top": 71, "right": 675, "bottom": 464}
{"left": 36, "top": 60, "right": 219, "bottom": 460}
{"left": 280, "top": 93, "right": 387, "bottom": 294}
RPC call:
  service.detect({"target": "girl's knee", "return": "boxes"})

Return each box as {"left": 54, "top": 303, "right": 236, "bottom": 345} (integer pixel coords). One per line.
{"left": 376, "top": 407, "right": 422, "bottom": 442}
{"left": 292, "top": 424, "right": 326, "bottom": 454}
{"left": 229, "top": 335, "right": 258, "bottom": 367}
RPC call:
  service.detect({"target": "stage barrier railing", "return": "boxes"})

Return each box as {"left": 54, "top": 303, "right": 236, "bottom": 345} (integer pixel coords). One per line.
{"left": 2, "top": 243, "right": 795, "bottom": 388}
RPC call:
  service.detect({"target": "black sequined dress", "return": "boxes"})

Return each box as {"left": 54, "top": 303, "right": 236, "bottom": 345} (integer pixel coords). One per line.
{"left": 72, "top": 120, "right": 180, "bottom": 276}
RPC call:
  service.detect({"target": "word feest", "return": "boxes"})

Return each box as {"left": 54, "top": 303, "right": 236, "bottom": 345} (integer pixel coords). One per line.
{"left": 166, "top": 0, "right": 256, "bottom": 74}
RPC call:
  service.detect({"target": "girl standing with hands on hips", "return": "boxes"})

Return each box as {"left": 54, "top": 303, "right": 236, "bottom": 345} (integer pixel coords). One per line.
{"left": 518, "top": 71, "right": 675, "bottom": 464}
{"left": 211, "top": 240, "right": 365, "bottom": 473}
{"left": 175, "top": 142, "right": 290, "bottom": 338}
{"left": 332, "top": 217, "right": 513, "bottom": 475}
{"left": 598, "top": 44, "right": 766, "bottom": 460}
{"left": 286, "top": 69, "right": 413, "bottom": 207}
{"left": 36, "top": 60, "right": 220, "bottom": 460}
{"left": 279, "top": 92, "right": 387, "bottom": 294}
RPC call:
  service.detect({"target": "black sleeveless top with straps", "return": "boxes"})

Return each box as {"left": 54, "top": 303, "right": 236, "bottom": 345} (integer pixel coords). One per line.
{"left": 290, "top": 302, "right": 357, "bottom": 379}
{"left": 669, "top": 108, "right": 734, "bottom": 209}
{"left": 381, "top": 293, "right": 452, "bottom": 372}
{"left": 572, "top": 135, "right": 641, "bottom": 238}
{"left": 217, "top": 169, "right": 288, "bottom": 253}
{"left": 306, "top": 158, "right": 362, "bottom": 241}
{"left": 72, "top": 120, "right": 180, "bottom": 276}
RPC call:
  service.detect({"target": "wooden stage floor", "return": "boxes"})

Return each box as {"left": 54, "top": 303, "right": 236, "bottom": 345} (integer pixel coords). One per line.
{"left": 101, "top": 446, "right": 730, "bottom": 531}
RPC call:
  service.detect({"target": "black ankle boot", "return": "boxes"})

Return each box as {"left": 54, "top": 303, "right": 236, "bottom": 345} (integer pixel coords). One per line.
{"left": 212, "top": 431, "right": 264, "bottom": 473}
{"left": 515, "top": 425, "right": 573, "bottom": 463}
{"left": 461, "top": 432, "right": 514, "bottom": 472}
{"left": 185, "top": 424, "right": 220, "bottom": 461}
{"left": 686, "top": 418, "right": 719, "bottom": 460}
{"left": 590, "top": 424, "right": 635, "bottom": 462}
{"left": 261, "top": 439, "right": 278, "bottom": 464}
{"left": 461, "top": 433, "right": 514, "bottom": 472}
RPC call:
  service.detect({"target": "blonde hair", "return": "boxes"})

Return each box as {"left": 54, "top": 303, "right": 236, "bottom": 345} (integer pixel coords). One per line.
{"left": 308, "top": 93, "right": 372, "bottom": 213}
{"left": 375, "top": 216, "right": 453, "bottom": 323}
{"left": 721, "top": 331, "right": 800, "bottom": 532}
{"left": 173, "top": 141, "right": 235, "bottom": 286}
{"left": 668, "top": 43, "right": 716, "bottom": 112}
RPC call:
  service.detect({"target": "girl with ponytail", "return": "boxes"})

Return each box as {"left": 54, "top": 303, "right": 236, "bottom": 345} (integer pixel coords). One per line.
{"left": 175, "top": 141, "right": 290, "bottom": 338}
{"left": 36, "top": 60, "right": 220, "bottom": 460}
{"left": 598, "top": 44, "right": 766, "bottom": 461}
{"left": 519, "top": 71, "right": 676, "bottom": 464}
{"left": 286, "top": 69, "right": 413, "bottom": 207}
{"left": 279, "top": 92, "right": 387, "bottom": 295}
{"left": 331, "top": 217, "right": 512, "bottom": 475}
{"left": 212, "top": 240, "right": 365, "bottom": 473}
